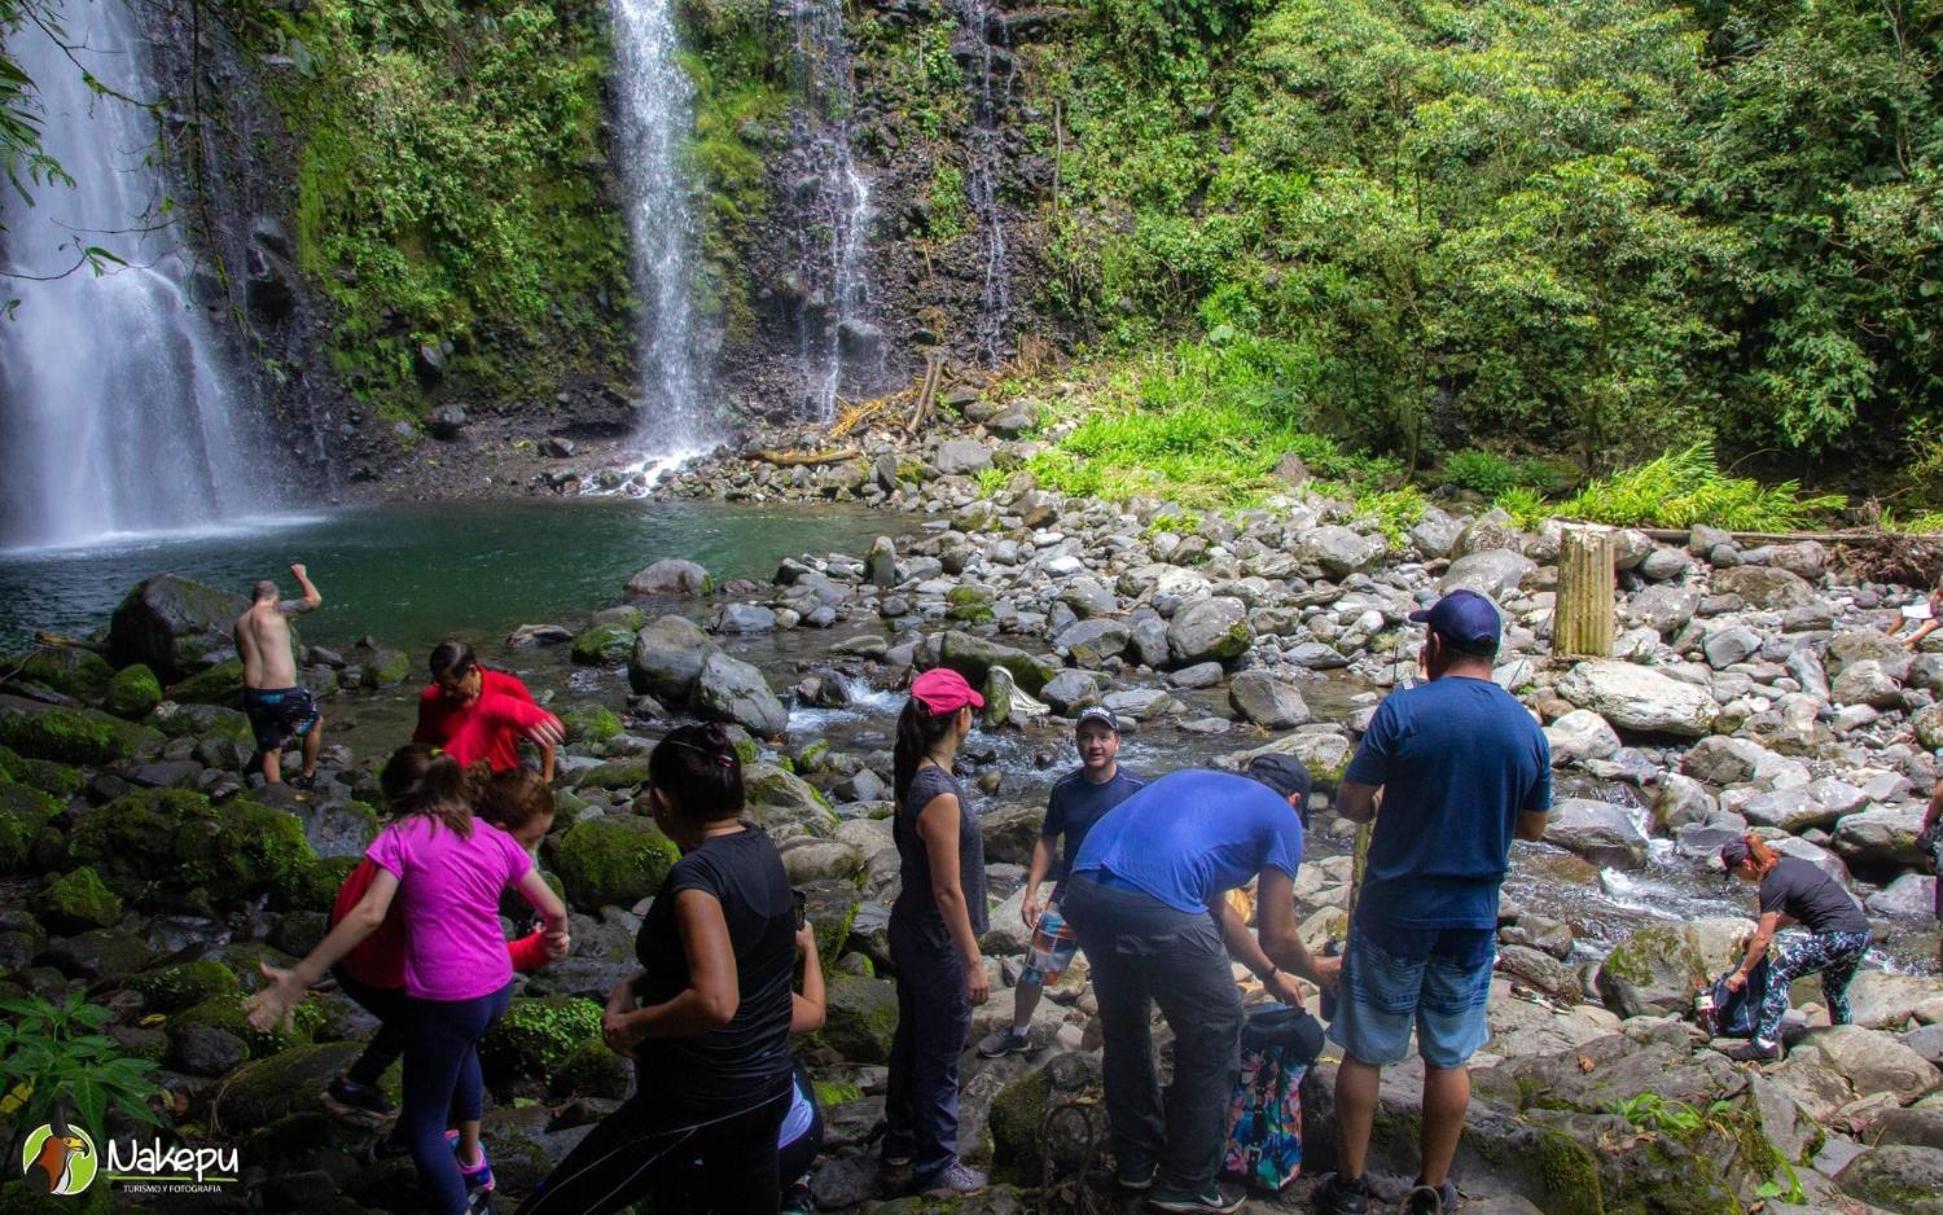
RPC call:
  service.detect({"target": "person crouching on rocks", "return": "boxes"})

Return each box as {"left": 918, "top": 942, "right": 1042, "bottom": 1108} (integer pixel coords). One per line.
{"left": 882, "top": 668, "right": 991, "bottom": 1198}
{"left": 321, "top": 764, "right": 568, "bottom": 1169}
{"left": 520, "top": 724, "right": 798, "bottom": 1215}
{"left": 246, "top": 745, "right": 571, "bottom": 1215}
{"left": 1718, "top": 836, "right": 1872, "bottom": 1062}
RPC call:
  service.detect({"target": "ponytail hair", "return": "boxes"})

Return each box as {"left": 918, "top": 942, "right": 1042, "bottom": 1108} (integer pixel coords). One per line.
{"left": 379, "top": 743, "right": 476, "bottom": 838}
{"left": 478, "top": 767, "right": 555, "bottom": 836}
{"left": 647, "top": 723, "right": 743, "bottom": 825}
{"left": 1743, "top": 834, "right": 1779, "bottom": 872}
{"left": 894, "top": 698, "right": 959, "bottom": 810}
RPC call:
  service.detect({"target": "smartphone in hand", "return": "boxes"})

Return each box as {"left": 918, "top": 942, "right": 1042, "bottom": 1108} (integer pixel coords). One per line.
{"left": 792, "top": 888, "right": 807, "bottom": 931}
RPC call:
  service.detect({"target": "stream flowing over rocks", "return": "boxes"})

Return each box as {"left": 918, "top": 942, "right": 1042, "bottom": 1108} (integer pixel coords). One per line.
{"left": 5, "top": 415, "right": 1943, "bottom": 1213}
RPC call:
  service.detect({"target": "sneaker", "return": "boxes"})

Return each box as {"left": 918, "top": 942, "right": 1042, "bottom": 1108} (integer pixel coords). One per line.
{"left": 919, "top": 1162, "right": 988, "bottom": 1198}
{"left": 326, "top": 1077, "right": 396, "bottom": 1118}
{"left": 289, "top": 773, "right": 317, "bottom": 791}
{"left": 881, "top": 1147, "right": 913, "bottom": 1168}
{"left": 465, "top": 1191, "right": 493, "bottom": 1215}
{"left": 1148, "top": 1183, "right": 1245, "bottom": 1214}
{"left": 445, "top": 1131, "right": 494, "bottom": 1194}
{"left": 1312, "top": 1172, "right": 1374, "bottom": 1215}
{"left": 361, "top": 1131, "right": 410, "bottom": 1165}
{"left": 976, "top": 1027, "right": 1033, "bottom": 1058}
{"left": 1727, "top": 1040, "right": 1781, "bottom": 1062}
{"left": 1118, "top": 1159, "right": 1158, "bottom": 1191}
{"left": 1405, "top": 1180, "right": 1459, "bottom": 1213}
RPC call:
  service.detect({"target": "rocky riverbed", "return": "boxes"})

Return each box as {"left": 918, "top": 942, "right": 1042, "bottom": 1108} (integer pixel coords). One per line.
{"left": 4, "top": 415, "right": 1943, "bottom": 1214}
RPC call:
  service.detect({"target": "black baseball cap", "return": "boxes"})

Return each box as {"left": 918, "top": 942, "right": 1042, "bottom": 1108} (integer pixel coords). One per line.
{"left": 1409, "top": 589, "right": 1502, "bottom": 656}
{"left": 1245, "top": 753, "right": 1313, "bottom": 815}
{"left": 1719, "top": 838, "right": 1750, "bottom": 871}
{"left": 1075, "top": 706, "right": 1120, "bottom": 733}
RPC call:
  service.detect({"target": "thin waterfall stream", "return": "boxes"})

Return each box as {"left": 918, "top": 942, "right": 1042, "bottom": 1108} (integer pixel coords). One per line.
{"left": 0, "top": 0, "right": 268, "bottom": 549}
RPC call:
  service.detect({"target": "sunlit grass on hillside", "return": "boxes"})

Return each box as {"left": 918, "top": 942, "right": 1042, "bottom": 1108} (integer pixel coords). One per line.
{"left": 1520, "top": 442, "right": 1845, "bottom": 532}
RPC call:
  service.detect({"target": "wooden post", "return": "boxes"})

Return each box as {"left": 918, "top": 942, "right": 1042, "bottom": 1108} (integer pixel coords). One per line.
{"left": 1557, "top": 524, "right": 1616, "bottom": 657}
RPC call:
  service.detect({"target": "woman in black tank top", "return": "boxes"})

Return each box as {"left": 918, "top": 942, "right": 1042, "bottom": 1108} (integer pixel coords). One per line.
{"left": 882, "top": 668, "right": 991, "bottom": 1198}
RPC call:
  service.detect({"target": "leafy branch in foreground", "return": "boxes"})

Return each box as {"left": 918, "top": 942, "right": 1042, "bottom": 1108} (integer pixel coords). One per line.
{"left": 0, "top": 991, "right": 163, "bottom": 1136}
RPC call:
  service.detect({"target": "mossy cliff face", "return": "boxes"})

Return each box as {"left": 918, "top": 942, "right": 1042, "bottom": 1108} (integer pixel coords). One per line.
{"left": 66, "top": 788, "right": 318, "bottom": 912}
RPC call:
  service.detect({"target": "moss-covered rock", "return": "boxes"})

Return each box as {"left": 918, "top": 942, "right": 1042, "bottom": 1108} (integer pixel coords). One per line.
{"left": 987, "top": 1054, "right": 1103, "bottom": 1186}
{"left": 574, "top": 757, "right": 655, "bottom": 790}
{"left": 820, "top": 974, "right": 898, "bottom": 1064}
{"left": 480, "top": 995, "right": 604, "bottom": 1088}
{"left": 39, "top": 866, "right": 122, "bottom": 931}
{"left": 168, "top": 658, "right": 245, "bottom": 707}
{"left": 946, "top": 586, "right": 994, "bottom": 623}
{"left": 292, "top": 854, "right": 362, "bottom": 913}
{"left": 104, "top": 663, "right": 162, "bottom": 719}
{"left": 550, "top": 1036, "right": 634, "bottom": 1099}
{"left": 1594, "top": 922, "right": 1708, "bottom": 1018}
{"left": 571, "top": 623, "right": 636, "bottom": 666}
{"left": 559, "top": 701, "right": 623, "bottom": 744}
{"left": 107, "top": 574, "right": 247, "bottom": 680}
{"left": 744, "top": 762, "right": 838, "bottom": 838}
{"left": 937, "top": 630, "right": 1060, "bottom": 696}
{"left": 67, "top": 788, "right": 318, "bottom": 911}
{"left": 8, "top": 646, "right": 114, "bottom": 700}
{"left": 359, "top": 648, "right": 413, "bottom": 688}
{"left": 148, "top": 701, "right": 253, "bottom": 744}
{"left": 0, "top": 782, "right": 62, "bottom": 871}
{"left": 0, "top": 703, "right": 162, "bottom": 765}
{"left": 552, "top": 815, "right": 679, "bottom": 912}
{"left": 170, "top": 990, "right": 322, "bottom": 1059}
{"left": 213, "top": 1041, "right": 367, "bottom": 1128}
{"left": 801, "top": 878, "right": 862, "bottom": 980}
{"left": 124, "top": 959, "right": 241, "bottom": 1014}
{"left": 0, "top": 746, "right": 83, "bottom": 797}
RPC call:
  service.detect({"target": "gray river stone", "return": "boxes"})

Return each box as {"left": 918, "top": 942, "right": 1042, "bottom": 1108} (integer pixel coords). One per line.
{"left": 1543, "top": 798, "right": 1649, "bottom": 869}
{"left": 1165, "top": 596, "right": 1252, "bottom": 666}
{"left": 1556, "top": 660, "right": 1719, "bottom": 737}
{"left": 694, "top": 652, "right": 789, "bottom": 738}
{"left": 1228, "top": 670, "right": 1312, "bottom": 729}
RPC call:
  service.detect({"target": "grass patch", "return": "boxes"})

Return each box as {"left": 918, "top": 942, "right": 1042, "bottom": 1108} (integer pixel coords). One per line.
{"left": 1548, "top": 442, "right": 1846, "bottom": 531}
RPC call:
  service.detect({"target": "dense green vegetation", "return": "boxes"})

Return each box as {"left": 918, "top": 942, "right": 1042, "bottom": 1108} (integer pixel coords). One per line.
{"left": 215, "top": 0, "right": 632, "bottom": 410}
{"left": 1039, "top": 0, "right": 1941, "bottom": 490}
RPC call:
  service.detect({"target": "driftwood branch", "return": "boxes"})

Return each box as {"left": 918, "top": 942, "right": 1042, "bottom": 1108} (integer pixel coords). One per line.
{"left": 748, "top": 447, "right": 863, "bottom": 467}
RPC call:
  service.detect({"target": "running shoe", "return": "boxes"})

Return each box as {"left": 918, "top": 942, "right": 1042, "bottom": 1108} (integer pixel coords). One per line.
{"left": 326, "top": 1077, "right": 396, "bottom": 1118}
{"left": 1147, "top": 1183, "right": 1245, "bottom": 1213}
{"left": 1405, "top": 1179, "right": 1460, "bottom": 1213}
{"left": 445, "top": 1130, "right": 494, "bottom": 1195}
{"left": 919, "top": 1162, "right": 987, "bottom": 1198}
{"left": 975, "top": 1027, "right": 1033, "bottom": 1058}
{"left": 1312, "top": 1172, "right": 1375, "bottom": 1215}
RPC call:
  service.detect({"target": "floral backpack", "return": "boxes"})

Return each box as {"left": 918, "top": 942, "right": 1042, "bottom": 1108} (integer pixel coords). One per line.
{"left": 1222, "top": 1004, "right": 1325, "bottom": 1192}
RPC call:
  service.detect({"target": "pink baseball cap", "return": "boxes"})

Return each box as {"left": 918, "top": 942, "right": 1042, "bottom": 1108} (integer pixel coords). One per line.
{"left": 911, "top": 667, "right": 985, "bottom": 715}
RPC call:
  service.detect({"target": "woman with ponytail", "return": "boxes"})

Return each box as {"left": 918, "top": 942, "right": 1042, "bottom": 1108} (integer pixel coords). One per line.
{"left": 247, "top": 745, "right": 570, "bottom": 1215}
{"left": 521, "top": 723, "right": 798, "bottom": 1215}
{"left": 882, "top": 668, "right": 990, "bottom": 1198}
{"left": 1718, "top": 835, "right": 1872, "bottom": 1061}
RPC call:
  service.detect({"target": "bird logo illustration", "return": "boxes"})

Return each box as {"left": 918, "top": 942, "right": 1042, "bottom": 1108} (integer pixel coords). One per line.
{"left": 20, "top": 1114, "right": 97, "bottom": 1195}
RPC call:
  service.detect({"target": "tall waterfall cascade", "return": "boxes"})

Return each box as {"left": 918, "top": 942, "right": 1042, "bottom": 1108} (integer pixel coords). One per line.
{"left": 0, "top": 0, "right": 268, "bottom": 549}
{"left": 780, "top": 0, "right": 879, "bottom": 421}
{"left": 959, "top": 0, "right": 1014, "bottom": 368}
{"left": 610, "top": 0, "right": 708, "bottom": 462}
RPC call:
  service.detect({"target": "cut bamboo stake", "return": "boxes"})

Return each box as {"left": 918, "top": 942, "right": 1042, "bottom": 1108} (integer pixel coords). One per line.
{"left": 905, "top": 351, "right": 946, "bottom": 436}
{"left": 1556, "top": 524, "right": 1616, "bottom": 658}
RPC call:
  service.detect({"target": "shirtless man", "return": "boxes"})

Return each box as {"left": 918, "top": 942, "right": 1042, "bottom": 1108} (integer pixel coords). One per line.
{"left": 235, "top": 564, "right": 324, "bottom": 788}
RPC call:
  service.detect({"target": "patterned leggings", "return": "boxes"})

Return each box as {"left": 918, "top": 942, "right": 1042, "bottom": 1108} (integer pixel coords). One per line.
{"left": 1752, "top": 930, "right": 1871, "bottom": 1045}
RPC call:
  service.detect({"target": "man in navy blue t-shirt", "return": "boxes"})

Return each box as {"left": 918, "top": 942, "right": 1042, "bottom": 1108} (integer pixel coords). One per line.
{"left": 1062, "top": 760, "right": 1339, "bottom": 1214}
{"left": 1315, "top": 589, "right": 1551, "bottom": 1215}
{"left": 977, "top": 706, "right": 1144, "bottom": 1058}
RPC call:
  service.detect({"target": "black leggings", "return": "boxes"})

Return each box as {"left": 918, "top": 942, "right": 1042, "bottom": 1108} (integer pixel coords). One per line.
{"left": 517, "top": 1084, "right": 791, "bottom": 1215}
{"left": 332, "top": 966, "right": 410, "bottom": 1086}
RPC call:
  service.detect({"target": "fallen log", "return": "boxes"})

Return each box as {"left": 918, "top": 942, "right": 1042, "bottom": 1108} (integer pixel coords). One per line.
{"left": 1637, "top": 527, "right": 1943, "bottom": 544}
{"left": 748, "top": 447, "right": 863, "bottom": 467}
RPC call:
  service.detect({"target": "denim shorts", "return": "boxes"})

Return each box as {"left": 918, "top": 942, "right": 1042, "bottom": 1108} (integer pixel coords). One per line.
{"left": 1326, "top": 921, "right": 1495, "bottom": 1069}
{"left": 1019, "top": 901, "right": 1080, "bottom": 985}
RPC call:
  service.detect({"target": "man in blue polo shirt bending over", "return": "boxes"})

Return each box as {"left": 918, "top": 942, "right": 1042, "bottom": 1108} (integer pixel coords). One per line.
{"left": 1314, "top": 590, "right": 1551, "bottom": 1215}
{"left": 1063, "top": 756, "right": 1339, "bottom": 1215}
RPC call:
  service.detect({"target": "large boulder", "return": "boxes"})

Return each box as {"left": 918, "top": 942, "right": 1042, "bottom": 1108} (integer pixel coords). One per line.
{"left": 1298, "top": 526, "right": 1386, "bottom": 577}
{"left": 627, "top": 615, "right": 719, "bottom": 702}
{"left": 1165, "top": 597, "right": 1253, "bottom": 667}
{"left": 1556, "top": 661, "right": 1719, "bottom": 737}
{"left": 10, "top": 647, "right": 114, "bottom": 700}
{"left": 212, "top": 1042, "right": 366, "bottom": 1128}
{"left": 570, "top": 623, "right": 635, "bottom": 666}
{"left": 1625, "top": 585, "right": 1700, "bottom": 636}
{"left": 979, "top": 803, "right": 1046, "bottom": 867}
{"left": 1836, "top": 1145, "right": 1943, "bottom": 1215}
{"left": 1831, "top": 659, "right": 1905, "bottom": 708}
{"left": 1543, "top": 710, "right": 1621, "bottom": 765}
{"left": 936, "top": 630, "right": 1059, "bottom": 696}
{"left": 822, "top": 974, "right": 899, "bottom": 1064}
{"left": 988, "top": 1053, "right": 1103, "bottom": 1186}
{"left": 694, "top": 653, "right": 789, "bottom": 738}
{"left": 66, "top": 788, "right": 315, "bottom": 911}
{"left": 1054, "top": 619, "right": 1132, "bottom": 668}
{"left": 0, "top": 701, "right": 162, "bottom": 766}
{"left": 1228, "top": 671, "right": 1312, "bottom": 729}
{"left": 551, "top": 816, "right": 680, "bottom": 912}
{"left": 107, "top": 574, "right": 247, "bottom": 679}
{"left": 480, "top": 996, "right": 604, "bottom": 1089}
{"left": 934, "top": 439, "right": 993, "bottom": 475}
{"left": 1712, "top": 565, "right": 1817, "bottom": 610}
{"left": 1679, "top": 735, "right": 1806, "bottom": 788}
{"left": 1543, "top": 798, "right": 1649, "bottom": 869}
{"left": 1595, "top": 922, "right": 1708, "bottom": 1017}
{"left": 1442, "top": 550, "right": 1536, "bottom": 598}
{"left": 0, "top": 783, "right": 62, "bottom": 870}
{"left": 1831, "top": 804, "right": 1927, "bottom": 871}
{"left": 1793, "top": 1025, "right": 1940, "bottom": 1105}
{"left": 624, "top": 558, "right": 710, "bottom": 597}
{"left": 743, "top": 762, "right": 838, "bottom": 840}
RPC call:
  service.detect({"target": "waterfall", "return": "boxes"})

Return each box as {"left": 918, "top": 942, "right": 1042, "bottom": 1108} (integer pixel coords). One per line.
{"left": 0, "top": 0, "right": 268, "bottom": 549}
{"left": 780, "top": 0, "right": 878, "bottom": 422}
{"left": 610, "top": 0, "right": 708, "bottom": 459}
{"left": 959, "top": 0, "right": 1013, "bottom": 367}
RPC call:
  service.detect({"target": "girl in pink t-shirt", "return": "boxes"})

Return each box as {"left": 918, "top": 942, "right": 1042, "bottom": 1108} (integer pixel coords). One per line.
{"left": 248, "top": 745, "right": 570, "bottom": 1215}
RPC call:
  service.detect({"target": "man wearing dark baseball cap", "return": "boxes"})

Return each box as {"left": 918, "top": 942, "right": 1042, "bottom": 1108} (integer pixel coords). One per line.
{"left": 1315, "top": 589, "right": 1552, "bottom": 1215}
{"left": 977, "top": 706, "right": 1145, "bottom": 1058}
{"left": 1059, "top": 760, "right": 1338, "bottom": 1214}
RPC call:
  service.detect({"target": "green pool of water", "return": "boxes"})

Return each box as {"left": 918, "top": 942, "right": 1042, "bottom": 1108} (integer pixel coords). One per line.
{"left": 0, "top": 498, "right": 903, "bottom": 653}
